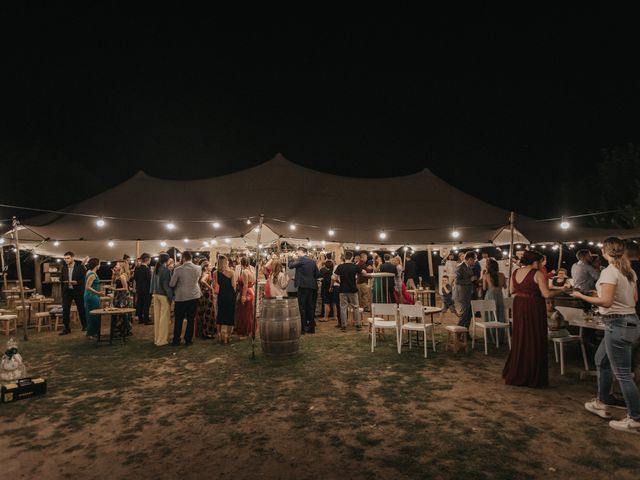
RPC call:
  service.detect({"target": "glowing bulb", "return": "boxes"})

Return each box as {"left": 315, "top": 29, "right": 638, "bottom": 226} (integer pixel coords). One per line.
{"left": 552, "top": 245, "right": 558, "bottom": 250}
{"left": 355, "top": 244, "right": 360, "bottom": 250}
{"left": 154, "top": 257, "right": 159, "bottom": 261}
{"left": 183, "top": 238, "right": 189, "bottom": 243}
{"left": 597, "top": 242, "right": 603, "bottom": 248}
{"left": 588, "top": 241, "right": 594, "bottom": 246}
{"left": 203, "top": 241, "right": 210, "bottom": 247}
{"left": 530, "top": 244, "right": 536, "bottom": 248}
{"left": 211, "top": 239, "right": 217, "bottom": 245}
{"left": 451, "top": 230, "right": 460, "bottom": 239}
{"left": 108, "top": 240, "right": 114, "bottom": 247}
{"left": 328, "top": 229, "right": 335, "bottom": 236}
{"left": 195, "top": 252, "right": 200, "bottom": 256}
{"left": 502, "top": 250, "right": 508, "bottom": 256}
{"left": 321, "top": 240, "right": 326, "bottom": 246}
{"left": 53, "top": 240, "right": 60, "bottom": 247}
{"left": 177, "top": 253, "right": 182, "bottom": 257}
{"left": 259, "top": 244, "right": 263, "bottom": 248}
{"left": 166, "top": 222, "right": 176, "bottom": 230}
{"left": 379, "top": 231, "right": 387, "bottom": 240}
{"left": 475, "top": 248, "right": 480, "bottom": 252}
{"left": 290, "top": 224, "right": 297, "bottom": 231}
{"left": 224, "top": 238, "right": 231, "bottom": 244}
{"left": 560, "top": 219, "right": 570, "bottom": 230}
{"left": 33, "top": 253, "right": 38, "bottom": 258}
{"left": 541, "top": 245, "right": 546, "bottom": 249}
{"left": 516, "top": 245, "right": 522, "bottom": 249}
{"left": 569, "top": 244, "right": 575, "bottom": 249}
{"left": 212, "top": 222, "right": 221, "bottom": 229}
{"left": 254, "top": 227, "right": 260, "bottom": 233}
{"left": 56, "top": 258, "right": 61, "bottom": 263}
{"left": 246, "top": 219, "right": 252, "bottom": 225}
{"left": 106, "top": 261, "right": 111, "bottom": 266}
{"left": 0, "top": 238, "right": 4, "bottom": 244}
{"left": 96, "top": 218, "right": 106, "bottom": 227}
{"left": 403, "top": 246, "right": 408, "bottom": 251}
{"left": 160, "top": 241, "right": 167, "bottom": 247}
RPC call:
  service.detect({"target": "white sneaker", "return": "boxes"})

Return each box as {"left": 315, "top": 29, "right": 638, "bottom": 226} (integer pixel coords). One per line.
{"left": 584, "top": 399, "right": 612, "bottom": 419}
{"left": 609, "top": 416, "right": 640, "bottom": 434}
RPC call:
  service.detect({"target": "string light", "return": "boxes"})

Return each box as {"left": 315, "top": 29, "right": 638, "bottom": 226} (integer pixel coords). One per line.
{"left": 212, "top": 222, "right": 221, "bottom": 229}
{"left": 516, "top": 245, "right": 522, "bottom": 249}
{"left": 403, "top": 246, "right": 408, "bottom": 251}
{"left": 183, "top": 238, "right": 189, "bottom": 243}
{"left": 379, "top": 231, "right": 387, "bottom": 240}
{"left": 328, "top": 229, "right": 335, "bottom": 236}
{"left": 224, "top": 238, "right": 231, "bottom": 244}
{"left": 369, "top": 251, "right": 374, "bottom": 255}
{"left": 560, "top": 218, "right": 570, "bottom": 230}
{"left": 475, "top": 248, "right": 480, "bottom": 252}
{"left": 166, "top": 222, "right": 176, "bottom": 230}
{"left": 96, "top": 218, "right": 106, "bottom": 227}
{"left": 160, "top": 241, "right": 167, "bottom": 247}
{"left": 0, "top": 238, "right": 4, "bottom": 244}
{"left": 254, "top": 227, "right": 260, "bottom": 233}
{"left": 154, "top": 257, "right": 158, "bottom": 261}
{"left": 569, "top": 244, "right": 575, "bottom": 249}
{"left": 246, "top": 219, "right": 252, "bottom": 225}
{"left": 177, "top": 253, "right": 182, "bottom": 257}
{"left": 203, "top": 241, "right": 210, "bottom": 247}
{"left": 355, "top": 244, "right": 360, "bottom": 250}
{"left": 53, "top": 240, "right": 60, "bottom": 247}
{"left": 502, "top": 250, "right": 508, "bottom": 256}
{"left": 552, "top": 245, "right": 558, "bottom": 250}
{"left": 211, "top": 239, "right": 217, "bottom": 245}
{"left": 541, "top": 245, "right": 546, "bottom": 249}
{"left": 530, "top": 244, "right": 536, "bottom": 248}
{"left": 290, "top": 224, "right": 296, "bottom": 231}
{"left": 108, "top": 240, "right": 114, "bottom": 247}
{"left": 321, "top": 240, "right": 326, "bottom": 246}
{"left": 33, "top": 253, "right": 38, "bottom": 258}
{"left": 106, "top": 261, "right": 111, "bottom": 266}
{"left": 597, "top": 242, "right": 603, "bottom": 248}
{"left": 195, "top": 252, "right": 200, "bottom": 256}
{"left": 451, "top": 229, "right": 460, "bottom": 239}
{"left": 588, "top": 241, "right": 594, "bottom": 246}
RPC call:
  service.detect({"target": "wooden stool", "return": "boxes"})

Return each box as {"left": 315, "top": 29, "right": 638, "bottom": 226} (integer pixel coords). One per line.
{"left": 445, "top": 325, "right": 469, "bottom": 353}
{"left": 52, "top": 314, "right": 64, "bottom": 332}
{"left": 35, "top": 312, "right": 52, "bottom": 332}
{"left": 15, "top": 305, "right": 31, "bottom": 327}
{"left": 0, "top": 314, "right": 18, "bottom": 335}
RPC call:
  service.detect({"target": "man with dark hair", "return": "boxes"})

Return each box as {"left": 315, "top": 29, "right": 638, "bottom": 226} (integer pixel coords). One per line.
{"left": 571, "top": 249, "right": 599, "bottom": 293}
{"left": 453, "top": 251, "right": 477, "bottom": 328}
{"left": 379, "top": 253, "right": 397, "bottom": 303}
{"left": 134, "top": 253, "right": 152, "bottom": 325}
{"left": 59, "top": 251, "right": 87, "bottom": 335}
{"left": 288, "top": 246, "right": 320, "bottom": 333}
{"left": 333, "top": 251, "right": 368, "bottom": 331}
{"left": 169, "top": 250, "right": 201, "bottom": 345}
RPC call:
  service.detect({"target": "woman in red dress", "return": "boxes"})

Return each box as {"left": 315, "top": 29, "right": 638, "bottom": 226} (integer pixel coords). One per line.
{"left": 235, "top": 257, "right": 256, "bottom": 337}
{"left": 503, "top": 251, "right": 566, "bottom": 388}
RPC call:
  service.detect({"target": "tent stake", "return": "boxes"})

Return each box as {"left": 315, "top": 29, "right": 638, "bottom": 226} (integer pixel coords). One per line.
{"left": 12, "top": 217, "right": 29, "bottom": 341}
{"left": 506, "top": 212, "right": 515, "bottom": 295}
{"left": 251, "top": 214, "right": 264, "bottom": 361}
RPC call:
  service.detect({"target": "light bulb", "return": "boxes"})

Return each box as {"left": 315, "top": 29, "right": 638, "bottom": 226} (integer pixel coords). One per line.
{"left": 379, "top": 231, "right": 387, "bottom": 240}
{"left": 516, "top": 245, "right": 522, "bottom": 249}
{"left": 541, "top": 245, "right": 546, "bottom": 249}
{"left": 246, "top": 219, "right": 252, "bottom": 225}
{"left": 56, "top": 258, "right": 61, "bottom": 263}
{"left": 195, "top": 252, "right": 200, "bottom": 256}
{"left": 355, "top": 244, "right": 360, "bottom": 250}
{"left": 560, "top": 219, "right": 570, "bottom": 230}
{"left": 211, "top": 239, "right": 217, "bottom": 245}
{"left": 203, "top": 241, "right": 210, "bottom": 247}
{"left": 107, "top": 261, "right": 111, "bottom": 266}
{"left": 451, "top": 230, "right": 460, "bottom": 239}
{"left": 569, "top": 244, "right": 575, "bottom": 249}
{"left": 224, "top": 238, "right": 231, "bottom": 244}
{"left": 108, "top": 240, "right": 114, "bottom": 247}
{"left": 96, "top": 218, "right": 106, "bottom": 227}
{"left": 475, "top": 248, "right": 480, "bottom": 252}
{"left": 588, "top": 241, "right": 594, "bottom": 246}
{"left": 154, "top": 257, "right": 159, "bottom": 261}
{"left": 160, "top": 241, "right": 167, "bottom": 247}
{"left": 177, "top": 253, "right": 182, "bottom": 257}
{"left": 502, "top": 250, "right": 508, "bottom": 256}
{"left": 290, "top": 224, "right": 296, "bottom": 231}
{"left": 33, "top": 253, "right": 38, "bottom": 258}
{"left": 212, "top": 222, "right": 220, "bottom": 229}
{"left": 403, "top": 246, "right": 408, "bottom": 251}
{"left": 597, "top": 242, "right": 603, "bottom": 248}
{"left": 552, "top": 245, "right": 558, "bottom": 250}
{"left": 183, "top": 238, "right": 189, "bottom": 243}
{"left": 321, "top": 240, "right": 326, "bottom": 246}
{"left": 369, "top": 251, "right": 374, "bottom": 255}
{"left": 328, "top": 229, "right": 335, "bottom": 236}
{"left": 254, "top": 227, "right": 260, "bottom": 233}
{"left": 53, "top": 241, "right": 60, "bottom": 247}
{"left": 530, "top": 244, "right": 536, "bottom": 248}
{"left": 0, "top": 238, "right": 4, "bottom": 245}
{"left": 166, "top": 222, "right": 176, "bottom": 230}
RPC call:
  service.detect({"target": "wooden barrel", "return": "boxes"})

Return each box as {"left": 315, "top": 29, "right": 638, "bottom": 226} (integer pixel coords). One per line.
{"left": 260, "top": 298, "right": 301, "bottom": 356}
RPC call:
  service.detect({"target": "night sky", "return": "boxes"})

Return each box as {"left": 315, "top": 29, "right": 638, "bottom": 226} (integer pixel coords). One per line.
{"left": 2, "top": 6, "right": 639, "bottom": 222}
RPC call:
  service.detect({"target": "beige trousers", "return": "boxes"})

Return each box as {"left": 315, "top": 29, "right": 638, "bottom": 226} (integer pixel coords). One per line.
{"left": 357, "top": 283, "right": 372, "bottom": 312}
{"left": 153, "top": 294, "right": 171, "bottom": 346}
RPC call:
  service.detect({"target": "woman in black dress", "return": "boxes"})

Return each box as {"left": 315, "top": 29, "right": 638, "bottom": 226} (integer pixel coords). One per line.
{"left": 213, "top": 255, "right": 236, "bottom": 345}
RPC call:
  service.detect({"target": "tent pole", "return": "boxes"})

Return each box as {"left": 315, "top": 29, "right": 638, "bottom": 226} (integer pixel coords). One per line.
{"left": 506, "top": 212, "right": 515, "bottom": 295}
{"left": 12, "top": 217, "right": 28, "bottom": 341}
{"left": 1, "top": 245, "right": 7, "bottom": 291}
{"left": 251, "top": 214, "right": 264, "bottom": 361}
{"left": 427, "top": 246, "right": 434, "bottom": 288}
{"left": 557, "top": 242, "right": 563, "bottom": 272}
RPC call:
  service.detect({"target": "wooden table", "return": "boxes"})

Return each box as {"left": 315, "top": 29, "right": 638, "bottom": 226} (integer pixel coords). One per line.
{"left": 89, "top": 308, "right": 136, "bottom": 345}
{"left": 408, "top": 289, "right": 436, "bottom": 306}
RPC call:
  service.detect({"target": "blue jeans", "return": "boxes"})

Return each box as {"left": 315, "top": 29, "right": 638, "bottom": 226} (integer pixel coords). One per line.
{"left": 596, "top": 314, "right": 640, "bottom": 420}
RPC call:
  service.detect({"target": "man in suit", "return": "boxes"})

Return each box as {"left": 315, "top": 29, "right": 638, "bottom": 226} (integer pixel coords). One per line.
{"left": 60, "top": 251, "right": 87, "bottom": 335}
{"left": 453, "top": 251, "right": 477, "bottom": 328}
{"left": 169, "top": 251, "right": 202, "bottom": 346}
{"left": 288, "top": 246, "right": 320, "bottom": 333}
{"left": 134, "top": 253, "right": 152, "bottom": 325}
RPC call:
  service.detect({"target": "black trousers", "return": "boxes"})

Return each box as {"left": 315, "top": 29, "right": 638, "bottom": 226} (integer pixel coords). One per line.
{"left": 173, "top": 298, "right": 198, "bottom": 344}
{"left": 136, "top": 291, "right": 151, "bottom": 323}
{"left": 297, "top": 287, "right": 316, "bottom": 331}
{"left": 62, "top": 288, "right": 86, "bottom": 330}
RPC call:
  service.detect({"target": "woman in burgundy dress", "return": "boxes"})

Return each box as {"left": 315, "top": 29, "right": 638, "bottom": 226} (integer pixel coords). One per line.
{"left": 503, "top": 251, "right": 567, "bottom": 388}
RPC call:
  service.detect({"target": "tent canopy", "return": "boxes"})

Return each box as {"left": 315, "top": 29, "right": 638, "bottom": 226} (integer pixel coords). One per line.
{"left": 3, "top": 154, "right": 640, "bottom": 258}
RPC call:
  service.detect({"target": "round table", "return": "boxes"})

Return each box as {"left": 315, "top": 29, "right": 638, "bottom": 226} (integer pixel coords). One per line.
{"left": 89, "top": 307, "right": 136, "bottom": 345}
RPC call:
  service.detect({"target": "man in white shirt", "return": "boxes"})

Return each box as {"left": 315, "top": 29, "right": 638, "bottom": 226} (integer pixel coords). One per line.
{"left": 169, "top": 251, "right": 201, "bottom": 346}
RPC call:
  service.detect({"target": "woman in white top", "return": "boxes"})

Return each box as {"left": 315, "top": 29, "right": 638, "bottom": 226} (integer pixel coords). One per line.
{"left": 267, "top": 257, "right": 289, "bottom": 298}
{"left": 571, "top": 237, "right": 640, "bottom": 434}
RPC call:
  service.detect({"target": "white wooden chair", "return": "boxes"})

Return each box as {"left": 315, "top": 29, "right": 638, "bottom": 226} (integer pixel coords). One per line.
{"left": 398, "top": 304, "right": 436, "bottom": 358}
{"left": 0, "top": 314, "right": 18, "bottom": 335}
{"left": 470, "top": 299, "right": 511, "bottom": 355}
{"left": 367, "top": 303, "right": 399, "bottom": 353}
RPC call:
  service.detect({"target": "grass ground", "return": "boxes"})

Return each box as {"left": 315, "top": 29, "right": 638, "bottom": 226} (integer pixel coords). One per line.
{"left": 1, "top": 313, "right": 639, "bottom": 479}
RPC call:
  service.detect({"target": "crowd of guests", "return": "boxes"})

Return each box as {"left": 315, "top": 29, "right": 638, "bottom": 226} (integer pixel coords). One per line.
{"left": 56, "top": 250, "right": 257, "bottom": 347}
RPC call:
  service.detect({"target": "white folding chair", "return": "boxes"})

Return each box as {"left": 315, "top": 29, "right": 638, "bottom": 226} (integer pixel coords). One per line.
{"left": 398, "top": 304, "right": 436, "bottom": 358}
{"left": 367, "top": 303, "right": 399, "bottom": 353}
{"left": 470, "top": 299, "right": 511, "bottom": 355}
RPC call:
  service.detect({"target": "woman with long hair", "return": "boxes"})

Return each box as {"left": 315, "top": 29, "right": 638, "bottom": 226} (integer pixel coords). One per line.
{"left": 197, "top": 261, "right": 216, "bottom": 339}
{"left": 235, "top": 257, "right": 256, "bottom": 337}
{"left": 572, "top": 237, "right": 640, "bottom": 434}
{"left": 213, "top": 255, "right": 236, "bottom": 344}
{"left": 502, "top": 251, "right": 566, "bottom": 388}
{"left": 83, "top": 258, "right": 102, "bottom": 338}
{"left": 112, "top": 260, "right": 133, "bottom": 336}
{"left": 266, "top": 255, "right": 288, "bottom": 298}
{"left": 482, "top": 258, "right": 506, "bottom": 342}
